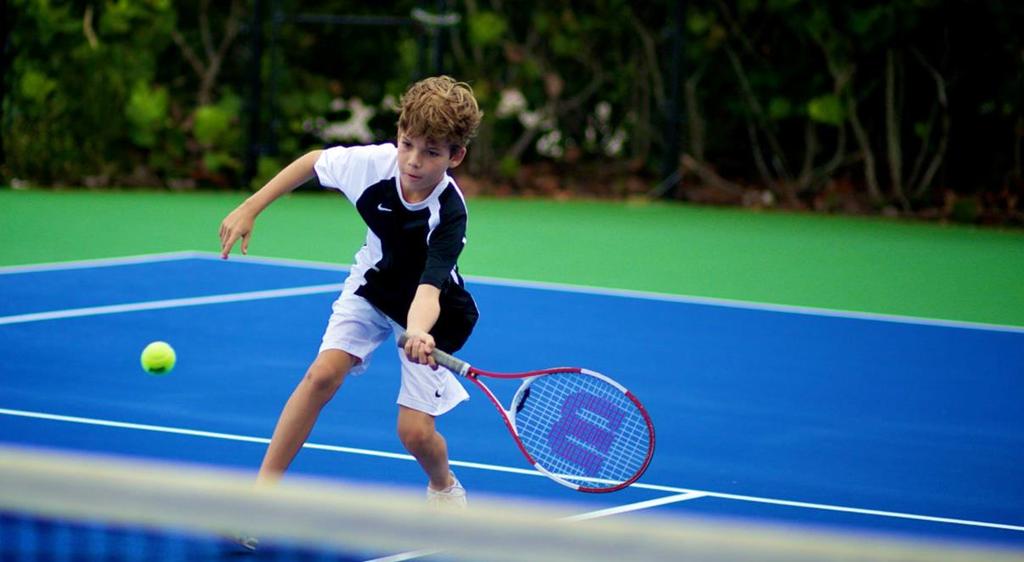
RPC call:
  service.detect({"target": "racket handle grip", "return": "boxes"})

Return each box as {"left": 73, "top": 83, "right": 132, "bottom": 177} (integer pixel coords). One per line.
{"left": 397, "top": 332, "right": 471, "bottom": 376}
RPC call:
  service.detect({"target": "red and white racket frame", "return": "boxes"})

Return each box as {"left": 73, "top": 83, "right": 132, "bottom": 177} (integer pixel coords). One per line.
{"left": 399, "top": 335, "right": 655, "bottom": 493}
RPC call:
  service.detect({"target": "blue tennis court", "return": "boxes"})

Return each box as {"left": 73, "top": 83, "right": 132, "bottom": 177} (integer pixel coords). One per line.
{"left": 1, "top": 252, "right": 1022, "bottom": 553}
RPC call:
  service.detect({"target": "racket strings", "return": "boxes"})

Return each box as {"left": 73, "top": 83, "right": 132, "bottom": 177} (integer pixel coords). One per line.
{"left": 514, "top": 373, "right": 651, "bottom": 489}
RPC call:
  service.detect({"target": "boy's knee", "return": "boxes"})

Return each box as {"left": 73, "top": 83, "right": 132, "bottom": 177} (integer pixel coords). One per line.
{"left": 397, "top": 422, "right": 435, "bottom": 452}
{"left": 302, "top": 351, "right": 354, "bottom": 395}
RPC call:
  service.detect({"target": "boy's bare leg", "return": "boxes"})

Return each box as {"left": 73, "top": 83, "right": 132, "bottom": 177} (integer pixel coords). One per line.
{"left": 257, "top": 349, "right": 358, "bottom": 484}
{"left": 397, "top": 406, "right": 454, "bottom": 490}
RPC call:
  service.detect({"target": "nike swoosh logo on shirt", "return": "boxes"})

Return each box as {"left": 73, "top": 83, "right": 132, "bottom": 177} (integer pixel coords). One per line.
{"left": 377, "top": 204, "right": 393, "bottom": 212}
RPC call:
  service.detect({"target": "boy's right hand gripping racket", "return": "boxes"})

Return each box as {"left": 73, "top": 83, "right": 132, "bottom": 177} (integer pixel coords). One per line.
{"left": 399, "top": 335, "right": 655, "bottom": 493}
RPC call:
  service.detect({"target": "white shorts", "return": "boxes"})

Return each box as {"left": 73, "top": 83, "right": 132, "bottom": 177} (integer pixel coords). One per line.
{"left": 318, "top": 288, "right": 470, "bottom": 416}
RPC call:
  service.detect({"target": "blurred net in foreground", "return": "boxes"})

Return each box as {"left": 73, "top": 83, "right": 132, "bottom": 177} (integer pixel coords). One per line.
{"left": 1, "top": 444, "right": 1021, "bottom": 562}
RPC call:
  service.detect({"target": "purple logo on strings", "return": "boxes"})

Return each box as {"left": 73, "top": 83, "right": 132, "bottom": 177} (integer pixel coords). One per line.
{"left": 547, "top": 391, "right": 626, "bottom": 476}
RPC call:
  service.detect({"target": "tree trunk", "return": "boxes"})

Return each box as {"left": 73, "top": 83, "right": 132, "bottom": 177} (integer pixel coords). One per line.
{"left": 885, "top": 49, "right": 909, "bottom": 210}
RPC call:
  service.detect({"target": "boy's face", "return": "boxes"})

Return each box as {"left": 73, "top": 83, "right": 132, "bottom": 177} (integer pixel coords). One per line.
{"left": 397, "top": 131, "right": 466, "bottom": 198}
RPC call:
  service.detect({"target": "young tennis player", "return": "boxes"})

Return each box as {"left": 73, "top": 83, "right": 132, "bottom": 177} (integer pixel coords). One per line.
{"left": 219, "top": 76, "right": 483, "bottom": 509}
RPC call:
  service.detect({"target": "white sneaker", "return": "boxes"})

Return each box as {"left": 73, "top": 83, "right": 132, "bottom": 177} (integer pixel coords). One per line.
{"left": 426, "top": 472, "right": 467, "bottom": 508}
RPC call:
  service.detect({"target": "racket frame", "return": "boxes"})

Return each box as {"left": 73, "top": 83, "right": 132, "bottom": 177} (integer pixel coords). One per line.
{"left": 398, "top": 334, "right": 655, "bottom": 493}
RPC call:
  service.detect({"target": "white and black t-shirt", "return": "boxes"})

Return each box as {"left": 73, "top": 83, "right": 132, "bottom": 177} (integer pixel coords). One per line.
{"left": 314, "top": 143, "right": 478, "bottom": 352}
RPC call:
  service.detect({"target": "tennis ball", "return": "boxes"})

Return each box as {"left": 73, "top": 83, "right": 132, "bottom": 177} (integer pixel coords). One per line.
{"left": 141, "top": 341, "right": 176, "bottom": 374}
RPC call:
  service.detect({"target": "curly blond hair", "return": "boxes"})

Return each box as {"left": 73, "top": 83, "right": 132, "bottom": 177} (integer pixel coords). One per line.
{"left": 397, "top": 76, "right": 483, "bottom": 150}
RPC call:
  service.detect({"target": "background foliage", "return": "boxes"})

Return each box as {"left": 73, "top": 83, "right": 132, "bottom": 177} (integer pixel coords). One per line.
{"left": 3, "top": 0, "right": 1022, "bottom": 224}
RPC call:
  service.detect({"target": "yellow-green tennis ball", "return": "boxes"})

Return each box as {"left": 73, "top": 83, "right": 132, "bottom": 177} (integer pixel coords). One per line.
{"left": 141, "top": 341, "right": 176, "bottom": 374}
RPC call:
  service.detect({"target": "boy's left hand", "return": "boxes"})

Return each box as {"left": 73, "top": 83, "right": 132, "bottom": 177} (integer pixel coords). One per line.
{"left": 403, "top": 330, "right": 438, "bottom": 369}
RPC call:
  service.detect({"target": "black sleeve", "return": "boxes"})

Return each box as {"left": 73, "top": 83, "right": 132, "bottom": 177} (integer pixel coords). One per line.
{"left": 420, "top": 201, "right": 467, "bottom": 288}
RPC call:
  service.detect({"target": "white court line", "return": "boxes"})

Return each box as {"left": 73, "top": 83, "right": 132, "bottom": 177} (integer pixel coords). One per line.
{"left": 1, "top": 407, "right": 1022, "bottom": 534}
{"left": 364, "top": 550, "right": 439, "bottom": 562}
{"left": 2, "top": 250, "right": 1022, "bottom": 333}
{"left": 465, "top": 276, "right": 1024, "bottom": 334}
{"left": 697, "top": 491, "right": 1024, "bottom": 533}
{"left": 190, "top": 251, "right": 351, "bottom": 272}
{"left": 195, "top": 252, "right": 1024, "bottom": 334}
{"left": 365, "top": 492, "right": 707, "bottom": 562}
{"left": 0, "top": 251, "right": 204, "bottom": 274}
{"left": 559, "top": 491, "right": 707, "bottom": 522}
{"left": 0, "top": 284, "right": 343, "bottom": 326}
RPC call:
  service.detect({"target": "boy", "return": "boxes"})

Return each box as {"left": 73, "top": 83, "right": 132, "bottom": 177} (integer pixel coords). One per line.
{"left": 218, "top": 76, "right": 483, "bottom": 508}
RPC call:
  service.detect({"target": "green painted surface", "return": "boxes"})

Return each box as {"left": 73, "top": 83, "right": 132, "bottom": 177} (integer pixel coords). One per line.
{"left": 2, "top": 189, "right": 1022, "bottom": 326}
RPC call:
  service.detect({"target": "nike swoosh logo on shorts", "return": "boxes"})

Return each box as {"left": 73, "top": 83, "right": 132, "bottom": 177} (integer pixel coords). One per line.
{"left": 435, "top": 389, "right": 443, "bottom": 398}
{"left": 377, "top": 204, "right": 393, "bottom": 212}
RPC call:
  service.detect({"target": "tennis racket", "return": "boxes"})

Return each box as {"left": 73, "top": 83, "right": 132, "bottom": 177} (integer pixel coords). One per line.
{"left": 398, "top": 334, "right": 655, "bottom": 493}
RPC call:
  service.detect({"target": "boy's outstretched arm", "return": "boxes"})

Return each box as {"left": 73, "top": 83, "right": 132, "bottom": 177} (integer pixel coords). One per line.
{"left": 403, "top": 284, "right": 442, "bottom": 368}
{"left": 219, "top": 150, "right": 323, "bottom": 259}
